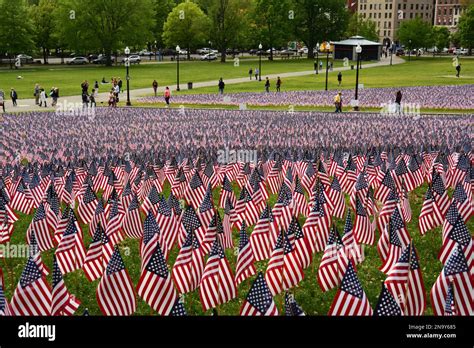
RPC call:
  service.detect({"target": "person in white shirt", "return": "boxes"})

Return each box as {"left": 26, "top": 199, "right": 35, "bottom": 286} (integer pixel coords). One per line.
{"left": 39, "top": 88, "right": 47, "bottom": 107}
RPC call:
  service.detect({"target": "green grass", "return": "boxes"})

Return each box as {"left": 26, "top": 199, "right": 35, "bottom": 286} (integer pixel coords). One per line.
{"left": 1, "top": 180, "right": 472, "bottom": 315}
{"left": 173, "top": 57, "right": 474, "bottom": 95}
{"left": 0, "top": 58, "right": 349, "bottom": 99}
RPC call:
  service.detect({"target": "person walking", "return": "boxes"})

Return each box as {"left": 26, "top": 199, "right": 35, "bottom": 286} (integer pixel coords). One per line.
{"left": 82, "top": 91, "right": 89, "bottom": 109}
{"left": 39, "top": 88, "right": 47, "bottom": 107}
{"left": 90, "top": 89, "right": 96, "bottom": 107}
{"left": 81, "top": 80, "right": 89, "bottom": 94}
{"left": 113, "top": 83, "right": 120, "bottom": 103}
{"left": 94, "top": 80, "right": 99, "bottom": 92}
{"left": 164, "top": 87, "right": 171, "bottom": 107}
{"left": 108, "top": 89, "right": 116, "bottom": 107}
{"left": 34, "top": 83, "right": 40, "bottom": 105}
{"left": 152, "top": 80, "right": 158, "bottom": 97}
{"left": 276, "top": 77, "right": 282, "bottom": 92}
{"left": 319, "top": 60, "right": 323, "bottom": 70}
{"left": 337, "top": 72, "right": 342, "bottom": 86}
{"left": 314, "top": 61, "right": 318, "bottom": 74}
{"left": 334, "top": 92, "right": 342, "bottom": 113}
{"left": 255, "top": 68, "right": 259, "bottom": 80}
{"left": 0, "top": 90, "right": 5, "bottom": 112}
{"left": 395, "top": 90, "right": 402, "bottom": 114}
{"left": 118, "top": 78, "right": 123, "bottom": 93}
{"left": 248, "top": 68, "right": 253, "bottom": 80}
{"left": 218, "top": 78, "right": 225, "bottom": 95}
{"left": 50, "top": 87, "right": 59, "bottom": 106}
{"left": 456, "top": 64, "right": 461, "bottom": 78}
{"left": 10, "top": 88, "right": 18, "bottom": 106}
{"left": 265, "top": 77, "right": 270, "bottom": 92}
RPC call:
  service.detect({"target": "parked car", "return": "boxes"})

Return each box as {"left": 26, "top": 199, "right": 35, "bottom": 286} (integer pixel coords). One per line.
{"left": 197, "top": 47, "right": 217, "bottom": 54}
{"left": 67, "top": 57, "right": 88, "bottom": 65}
{"left": 266, "top": 48, "right": 279, "bottom": 55}
{"left": 92, "top": 54, "right": 116, "bottom": 64}
{"left": 139, "top": 50, "right": 153, "bottom": 56}
{"left": 225, "top": 48, "right": 240, "bottom": 55}
{"left": 455, "top": 48, "right": 468, "bottom": 55}
{"left": 16, "top": 54, "right": 34, "bottom": 64}
{"left": 448, "top": 47, "right": 456, "bottom": 54}
{"left": 395, "top": 48, "right": 405, "bottom": 56}
{"left": 280, "top": 49, "right": 296, "bottom": 56}
{"left": 88, "top": 54, "right": 99, "bottom": 62}
{"left": 200, "top": 53, "right": 217, "bottom": 61}
{"left": 121, "top": 55, "right": 141, "bottom": 64}
{"left": 248, "top": 48, "right": 258, "bottom": 55}
{"left": 161, "top": 48, "right": 176, "bottom": 56}
{"left": 178, "top": 49, "right": 188, "bottom": 55}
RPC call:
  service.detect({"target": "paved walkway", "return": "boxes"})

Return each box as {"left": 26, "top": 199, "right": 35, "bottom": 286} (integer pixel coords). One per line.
{"left": 1, "top": 55, "right": 405, "bottom": 112}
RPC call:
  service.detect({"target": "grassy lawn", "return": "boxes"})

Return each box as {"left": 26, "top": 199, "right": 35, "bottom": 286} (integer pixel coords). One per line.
{"left": 1, "top": 180, "right": 471, "bottom": 316}
{"left": 0, "top": 58, "right": 352, "bottom": 98}
{"left": 173, "top": 57, "right": 474, "bottom": 95}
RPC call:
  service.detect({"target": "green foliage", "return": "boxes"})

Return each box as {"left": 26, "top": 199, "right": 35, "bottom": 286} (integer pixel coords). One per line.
{"left": 397, "top": 17, "right": 434, "bottom": 50}
{"left": 162, "top": 1, "right": 211, "bottom": 58}
{"left": 432, "top": 26, "right": 450, "bottom": 53}
{"left": 29, "top": 0, "right": 57, "bottom": 63}
{"left": 458, "top": 5, "right": 474, "bottom": 52}
{"left": 153, "top": 0, "right": 176, "bottom": 48}
{"left": 345, "top": 13, "right": 379, "bottom": 42}
{"left": 54, "top": 0, "right": 156, "bottom": 65}
{"left": 292, "top": 0, "right": 349, "bottom": 58}
{"left": 0, "top": 0, "right": 34, "bottom": 58}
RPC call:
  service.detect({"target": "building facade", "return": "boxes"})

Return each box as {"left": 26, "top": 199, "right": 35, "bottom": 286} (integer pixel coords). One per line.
{"left": 357, "top": 0, "right": 436, "bottom": 44}
{"left": 434, "top": 0, "right": 466, "bottom": 31}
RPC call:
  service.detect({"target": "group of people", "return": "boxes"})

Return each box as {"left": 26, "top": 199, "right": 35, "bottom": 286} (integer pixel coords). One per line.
{"left": 34, "top": 84, "right": 60, "bottom": 108}
{"left": 80, "top": 80, "right": 98, "bottom": 108}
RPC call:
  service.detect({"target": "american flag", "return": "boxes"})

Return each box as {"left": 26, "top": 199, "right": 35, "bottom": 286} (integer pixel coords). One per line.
{"left": 222, "top": 197, "right": 237, "bottom": 246}
{"left": 384, "top": 243, "right": 426, "bottom": 315}
{"left": 51, "top": 256, "right": 80, "bottom": 316}
{"left": 141, "top": 211, "right": 161, "bottom": 271}
{"left": 374, "top": 285, "right": 403, "bottom": 316}
{"left": 272, "top": 183, "right": 293, "bottom": 231}
{"left": 394, "top": 158, "right": 415, "bottom": 193}
{"left": 250, "top": 204, "right": 273, "bottom": 261}
{"left": 184, "top": 169, "right": 206, "bottom": 208}
{"left": 341, "top": 210, "right": 363, "bottom": 265}
{"left": 105, "top": 198, "right": 125, "bottom": 247}
{"left": 285, "top": 292, "right": 305, "bottom": 316}
{"left": 89, "top": 198, "right": 106, "bottom": 237}
{"left": 353, "top": 196, "right": 375, "bottom": 246}
{"left": 379, "top": 206, "right": 410, "bottom": 274}
{"left": 172, "top": 229, "right": 204, "bottom": 294}
{"left": 219, "top": 174, "right": 236, "bottom": 209}
{"left": 141, "top": 184, "right": 161, "bottom": 216}
{"left": 199, "top": 237, "right": 237, "bottom": 311}
{"left": 10, "top": 178, "right": 33, "bottom": 214}
{"left": 438, "top": 214, "right": 473, "bottom": 271}
{"left": 28, "top": 230, "right": 50, "bottom": 276}
{"left": 77, "top": 184, "right": 97, "bottom": 225}
{"left": 431, "top": 244, "right": 473, "bottom": 316}
{"left": 419, "top": 186, "right": 435, "bottom": 235}
{"left": 198, "top": 184, "right": 215, "bottom": 239}
{"left": 235, "top": 186, "right": 260, "bottom": 227}
{"left": 350, "top": 172, "right": 368, "bottom": 212}
{"left": 328, "top": 261, "right": 373, "bottom": 316}
{"left": 452, "top": 182, "right": 472, "bottom": 222}
{"left": 448, "top": 153, "right": 469, "bottom": 188}
{"left": 0, "top": 268, "right": 10, "bottom": 316}
{"left": 266, "top": 160, "right": 284, "bottom": 195}
{"left": 27, "top": 202, "right": 53, "bottom": 252}
{"left": 339, "top": 155, "right": 357, "bottom": 194}
{"left": 122, "top": 194, "right": 144, "bottom": 239}
{"left": 444, "top": 282, "right": 456, "bottom": 316}
{"left": 432, "top": 171, "right": 450, "bottom": 226}
{"left": 287, "top": 216, "right": 312, "bottom": 269}
{"left": 136, "top": 240, "right": 177, "bottom": 315}
{"left": 376, "top": 189, "right": 398, "bottom": 235}
{"left": 293, "top": 176, "right": 309, "bottom": 217}
{"left": 201, "top": 212, "right": 221, "bottom": 254}
{"left": 301, "top": 161, "right": 315, "bottom": 194}
{"left": 83, "top": 222, "right": 113, "bottom": 281}
{"left": 55, "top": 214, "right": 86, "bottom": 274}
{"left": 327, "top": 175, "right": 345, "bottom": 219}
{"left": 407, "top": 155, "right": 424, "bottom": 191}
{"left": 318, "top": 226, "right": 345, "bottom": 292}
{"left": 97, "top": 246, "right": 136, "bottom": 316}
{"left": 240, "top": 272, "right": 278, "bottom": 316}
{"left": 170, "top": 296, "right": 188, "bottom": 316}
{"left": 399, "top": 182, "right": 412, "bottom": 222}
{"left": 235, "top": 221, "right": 256, "bottom": 285}
{"left": 9, "top": 256, "right": 52, "bottom": 316}
{"left": 375, "top": 170, "right": 397, "bottom": 204}
{"left": 302, "top": 196, "right": 321, "bottom": 255}
{"left": 156, "top": 195, "right": 179, "bottom": 253}
{"left": 179, "top": 205, "right": 202, "bottom": 248}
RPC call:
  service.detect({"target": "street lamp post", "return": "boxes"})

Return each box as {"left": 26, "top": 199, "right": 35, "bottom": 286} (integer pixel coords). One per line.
{"left": 154, "top": 40, "right": 157, "bottom": 61}
{"left": 316, "top": 42, "right": 319, "bottom": 75}
{"left": 354, "top": 44, "right": 362, "bottom": 111}
{"left": 258, "top": 43, "right": 262, "bottom": 81}
{"left": 325, "top": 42, "right": 331, "bottom": 91}
{"left": 408, "top": 39, "right": 412, "bottom": 61}
{"left": 390, "top": 42, "right": 393, "bottom": 66}
{"left": 124, "top": 46, "right": 131, "bottom": 106}
{"left": 176, "top": 45, "right": 180, "bottom": 91}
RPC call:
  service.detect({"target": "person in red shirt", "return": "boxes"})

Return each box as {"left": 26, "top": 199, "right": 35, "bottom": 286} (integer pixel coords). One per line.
{"left": 164, "top": 87, "right": 171, "bottom": 107}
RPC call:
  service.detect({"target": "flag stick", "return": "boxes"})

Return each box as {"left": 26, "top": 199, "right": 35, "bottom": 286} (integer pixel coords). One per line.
{"left": 402, "top": 239, "right": 413, "bottom": 315}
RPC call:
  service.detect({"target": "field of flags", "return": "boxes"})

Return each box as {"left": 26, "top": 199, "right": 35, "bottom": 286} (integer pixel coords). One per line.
{"left": 0, "top": 108, "right": 472, "bottom": 316}
{"left": 138, "top": 85, "right": 474, "bottom": 110}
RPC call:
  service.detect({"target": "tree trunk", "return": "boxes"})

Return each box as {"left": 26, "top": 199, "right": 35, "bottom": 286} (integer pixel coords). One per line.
{"left": 220, "top": 47, "right": 226, "bottom": 63}
{"left": 307, "top": 44, "right": 315, "bottom": 59}
{"left": 105, "top": 49, "right": 112, "bottom": 67}
{"left": 43, "top": 47, "right": 48, "bottom": 64}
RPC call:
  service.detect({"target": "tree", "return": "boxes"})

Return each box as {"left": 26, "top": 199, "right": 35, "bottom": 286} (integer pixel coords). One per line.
{"left": 162, "top": 1, "right": 211, "bottom": 60}
{"left": 153, "top": 0, "right": 176, "bottom": 49}
{"left": 0, "top": 0, "right": 34, "bottom": 68}
{"left": 29, "top": 0, "right": 57, "bottom": 64}
{"left": 345, "top": 13, "right": 379, "bottom": 42}
{"left": 431, "top": 26, "right": 450, "bottom": 55}
{"left": 198, "top": 0, "right": 252, "bottom": 62}
{"left": 55, "top": 0, "right": 156, "bottom": 66}
{"left": 292, "top": 0, "right": 349, "bottom": 59}
{"left": 397, "top": 17, "right": 434, "bottom": 53}
{"left": 458, "top": 5, "right": 474, "bottom": 55}
{"left": 253, "top": 0, "right": 292, "bottom": 60}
